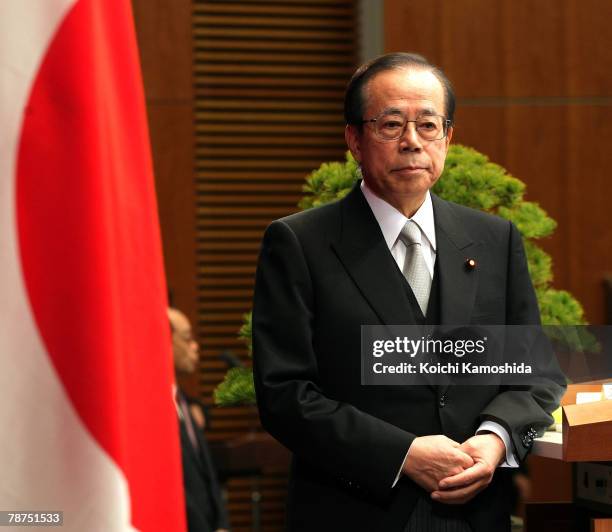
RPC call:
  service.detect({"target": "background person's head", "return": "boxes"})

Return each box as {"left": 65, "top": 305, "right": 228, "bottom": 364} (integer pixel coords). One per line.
{"left": 168, "top": 307, "right": 199, "bottom": 375}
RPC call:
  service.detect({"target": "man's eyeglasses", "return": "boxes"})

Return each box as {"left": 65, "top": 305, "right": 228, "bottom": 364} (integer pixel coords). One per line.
{"left": 361, "top": 112, "right": 452, "bottom": 142}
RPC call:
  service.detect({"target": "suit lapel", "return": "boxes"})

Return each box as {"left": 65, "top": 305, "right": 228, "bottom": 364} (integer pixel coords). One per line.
{"left": 432, "top": 194, "right": 481, "bottom": 396}
{"left": 431, "top": 195, "right": 480, "bottom": 325}
{"left": 332, "top": 183, "right": 416, "bottom": 325}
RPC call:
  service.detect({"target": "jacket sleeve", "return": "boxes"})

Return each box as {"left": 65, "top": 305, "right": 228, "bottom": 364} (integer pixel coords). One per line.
{"left": 479, "top": 221, "right": 566, "bottom": 461}
{"left": 252, "top": 220, "right": 414, "bottom": 500}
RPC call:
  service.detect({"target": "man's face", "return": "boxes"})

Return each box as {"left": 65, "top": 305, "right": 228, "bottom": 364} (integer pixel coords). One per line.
{"left": 346, "top": 68, "right": 453, "bottom": 215}
{"left": 168, "top": 309, "right": 199, "bottom": 375}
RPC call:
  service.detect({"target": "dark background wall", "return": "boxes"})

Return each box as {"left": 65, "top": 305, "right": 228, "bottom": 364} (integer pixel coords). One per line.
{"left": 132, "top": 0, "right": 196, "bottom": 323}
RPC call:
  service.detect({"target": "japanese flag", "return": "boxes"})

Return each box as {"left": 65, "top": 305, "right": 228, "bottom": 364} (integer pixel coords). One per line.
{"left": 0, "top": 1, "right": 186, "bottom": 530}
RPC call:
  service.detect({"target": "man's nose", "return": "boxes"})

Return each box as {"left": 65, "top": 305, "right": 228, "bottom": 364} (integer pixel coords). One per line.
{"left": 191, "top": 340, "right": 200, "bottom": 356}
{"left": 398, "top": 122, "right": 422, "bottom": 151}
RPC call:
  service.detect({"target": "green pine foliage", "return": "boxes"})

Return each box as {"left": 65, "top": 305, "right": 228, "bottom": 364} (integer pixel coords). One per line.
{"left": 238, "top": 312, "right": 253, "bottom": 356}
{"left": 523, "top": 240, "right": 553, "bottom": 288}
{"left": 433, "top": 146, "right": 525, "bottom": 211}
{"left": 213, "top": 313, "right": 255, "bottom": 405}
{"left": 214, "top": 144, "right": 587, "bottom": 405}
{"left": 213, "top": 367, "right": 255, "bottom": 406}
{"left": 536, "top": 288, "right": 585, "bottom": 325}
{"left": 298, "top": 155, "right": 360, "bottom": 210}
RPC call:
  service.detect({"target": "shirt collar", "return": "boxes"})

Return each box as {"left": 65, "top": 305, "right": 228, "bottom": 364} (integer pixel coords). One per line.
{"left": 360, "top": 180, "right": 436, "bottom": 251}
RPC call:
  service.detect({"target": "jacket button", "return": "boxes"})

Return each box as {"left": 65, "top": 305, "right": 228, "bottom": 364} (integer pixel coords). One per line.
{"left": 439, "top": 394, "right": 447, "bottom": 407}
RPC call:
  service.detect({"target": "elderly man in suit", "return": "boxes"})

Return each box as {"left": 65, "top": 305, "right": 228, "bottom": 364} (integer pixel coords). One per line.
{"left": 168, "top": 307, "right": 230, "bottom": 532}
{"left": 252, "top": 53, "right": 564, "bottom": 532}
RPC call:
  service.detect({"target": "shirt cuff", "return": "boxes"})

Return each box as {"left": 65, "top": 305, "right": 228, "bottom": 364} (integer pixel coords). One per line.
{"left": 392, "top": 447, "right": 411, "bottom": 487}
{"left": 477, "top": 421, "right": 519, "bottom": 467}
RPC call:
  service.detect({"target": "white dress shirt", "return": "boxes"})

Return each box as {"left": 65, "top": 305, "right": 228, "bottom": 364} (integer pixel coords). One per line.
{"left": 359, "top": 181, "right": 518, "bottom": 487}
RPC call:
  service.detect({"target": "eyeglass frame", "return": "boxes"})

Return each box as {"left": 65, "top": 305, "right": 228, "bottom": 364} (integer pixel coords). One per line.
{"left": 360, "top": 111, "right": 453, "bottom": 142}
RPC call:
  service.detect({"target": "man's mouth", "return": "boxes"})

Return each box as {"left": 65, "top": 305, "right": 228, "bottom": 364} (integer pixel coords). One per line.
{"left": 392, "top": 166, "right": 426, "bottom": 172}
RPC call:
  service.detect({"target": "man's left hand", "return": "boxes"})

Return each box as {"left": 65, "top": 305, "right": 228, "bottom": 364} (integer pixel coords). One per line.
{"left": 430, "top": 433, "right": 505, "bottom": 505}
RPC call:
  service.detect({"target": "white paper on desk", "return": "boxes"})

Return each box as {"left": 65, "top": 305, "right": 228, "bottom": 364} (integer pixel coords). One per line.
{"left": 576, "top": 392, "right": 602, "bottom": 404}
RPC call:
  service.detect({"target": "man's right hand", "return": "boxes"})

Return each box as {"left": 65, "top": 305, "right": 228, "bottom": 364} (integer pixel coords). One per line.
{"left": 401, "top": 435, "right": 474, "bottom": 492}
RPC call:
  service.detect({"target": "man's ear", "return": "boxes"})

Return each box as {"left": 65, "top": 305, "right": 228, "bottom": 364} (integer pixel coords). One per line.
{"left": 444, "top": 126, "right": 454, "bottom": 150}
{"left": 345, "top": 124, "right": 361, "bottom": 164}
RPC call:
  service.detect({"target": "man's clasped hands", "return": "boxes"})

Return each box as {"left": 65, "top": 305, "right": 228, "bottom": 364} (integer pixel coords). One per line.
{"left": 402, "top": 433, "right": 506, "bottom": 504}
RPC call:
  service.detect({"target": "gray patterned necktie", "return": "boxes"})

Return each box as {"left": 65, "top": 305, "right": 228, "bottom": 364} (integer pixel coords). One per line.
{"left": 399, "top": 220, "right": 432, "bottom": 317}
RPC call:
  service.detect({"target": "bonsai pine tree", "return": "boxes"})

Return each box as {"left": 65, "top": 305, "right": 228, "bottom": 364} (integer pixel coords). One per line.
{"left": 213, "top": 311, "right": 255, "bottom": 406}
{"left": 214, "top": 145, "right": 587, "bottom": 406}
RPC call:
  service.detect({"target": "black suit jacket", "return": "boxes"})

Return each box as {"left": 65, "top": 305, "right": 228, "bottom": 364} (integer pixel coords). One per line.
{"left": 178, "top": 392, "right": 229, "bottom": 532}
{"left": 252, "top": 184, "right": 565, "bottom": 532}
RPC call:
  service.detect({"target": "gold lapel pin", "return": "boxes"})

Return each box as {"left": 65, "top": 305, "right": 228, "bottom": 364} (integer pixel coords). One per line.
{"left": 465, "top": 258, "right": 477, "bottom": 270}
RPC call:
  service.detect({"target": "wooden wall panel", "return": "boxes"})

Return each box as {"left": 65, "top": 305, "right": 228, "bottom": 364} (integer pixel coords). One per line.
{"left": 565, "top": 0, "right": 611, "bottom": 97}
{"left": 132, "top": 0, "right": 197, "bottom": 332}
{"left": 565, "top": 105, "right": 612, "bottom": 317}
{"left": 385, "top": 0, "right": 612, "bottom": 323}
{"left": 503, "top": 106, "right": 570, "bottom": 290}
{"left": 132, "top": 0, "right": 193, "bottom": 100}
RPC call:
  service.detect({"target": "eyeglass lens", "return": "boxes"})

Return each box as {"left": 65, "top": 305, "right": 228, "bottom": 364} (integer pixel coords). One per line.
{"left": 376, "top": 113, "right": 447, "bottom": 141}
